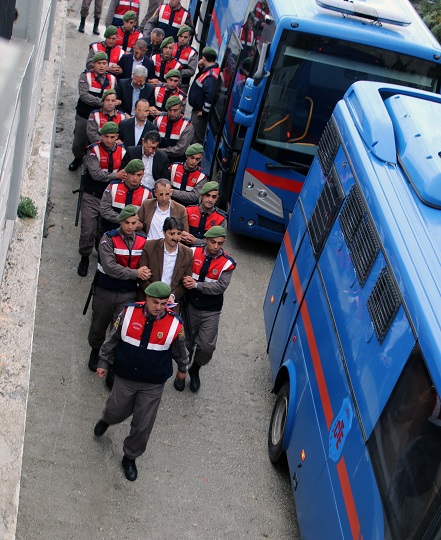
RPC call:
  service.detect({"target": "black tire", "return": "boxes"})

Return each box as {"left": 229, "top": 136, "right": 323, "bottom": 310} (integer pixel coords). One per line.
{"left": 268, "top": 381, "right": 290, "bottom": 464}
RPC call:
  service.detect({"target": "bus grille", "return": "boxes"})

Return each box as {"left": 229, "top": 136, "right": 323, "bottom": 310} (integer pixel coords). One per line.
{"left": 317, "top": 120, "right": 339, "bottom": 177}
{"left": 339, "top": 185, "right": 379, "bottom": 287}
{"left": 367, "top": 266, "right": 401, "bottom": 344}
{"left": 308, "top": 168, "right": 344, "bottom": 258}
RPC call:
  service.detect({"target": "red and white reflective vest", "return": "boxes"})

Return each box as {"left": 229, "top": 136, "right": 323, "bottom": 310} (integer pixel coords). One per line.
{"left": 172, "top": 43, "right": 197, "bottom": 67}
{"left": 239, "top": 26, "right": 255, "bottom": 47}
{"left": 170, "top": 163, "right": 205, "bottom": 191}
{"left": 151, "top": 54, "right": 183, "bottom": 80}
{"left": 254, "top": 1, "right": 270, "bottom": 22}
{"left": 154, "top": 114, "right": 191, "bottom": 147}
{"left": 186, "top": 205, "right": 227, "bottom": 238}
{"left": 154, "top": 85, "right": 186, "bottom": 110}
{"left": 116, "top": 27, "right": 143, "bottom": 52}
{"left": 121, "top": 304, "right": 182, "bottom": 349}
{"left": 113, "top": 0, "right": 140, "bottom": 25}
{"left": 85, "top": 71, "right": 117, "bottom": 97}
{"left": 98, "top": 232, "right": 146, "bottom": 273}
{"left": 108, "top": 180, "right": 152, "bottom": 211}
{"left": 90, "top": 42, "right": 125, "bottom": 65}
{"left": 91, "top": 109, "right": 126, "bottom": 130}
{"left": 157, "top": 4, "right": 191, "bottom": 38}
{"left": 194, "top": 65, "right": 220, "bottom": 89}
{"left": 90, "top": 143, "right": 125, "bottom": 172}
{"left": 191, "top": 246, "right": 236, "bottom": 283}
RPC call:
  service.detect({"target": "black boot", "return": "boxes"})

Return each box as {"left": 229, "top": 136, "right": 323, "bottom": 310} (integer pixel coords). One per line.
{"left": 68, "top": 157, "right": 83, "bottom": 171}
{"left": 78, "top": 16, "right": 86, "bottom": 33}
{"left": 88, "top": 348, "right": 100, "bottom": 372}
{"left": 189, "top": 363, "right": 201, "bottom": 392}
{"left": 77, "top": 256, "right": 89, "bottom": 277}
{"left": 93, "top": 18, "right": 100, "bottom": 35}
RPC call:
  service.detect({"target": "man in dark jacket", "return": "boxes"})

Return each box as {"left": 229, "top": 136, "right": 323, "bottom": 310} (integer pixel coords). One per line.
{"left": 117, "top": 99, "right": 156, "bottom": 146}
{"left": 116, "top": 65, "right": 155, "bottom": 115}
{"left": 117, "top": 39, "right": 155, "bottom": 80}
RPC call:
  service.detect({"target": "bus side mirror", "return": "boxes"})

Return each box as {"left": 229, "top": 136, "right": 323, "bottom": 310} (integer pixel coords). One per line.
{"left": 235, "top": 77, "right": 263, "bottom": 127}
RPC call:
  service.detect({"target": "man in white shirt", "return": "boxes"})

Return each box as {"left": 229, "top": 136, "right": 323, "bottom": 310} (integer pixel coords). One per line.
{"left": 137, "top": 178, "right": 188, "bottom": 239}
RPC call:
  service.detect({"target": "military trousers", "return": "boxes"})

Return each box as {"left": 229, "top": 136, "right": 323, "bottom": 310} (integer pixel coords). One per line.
{"left": 80, "top": 0, "right": 104, "bottom": 18}
{"left": 79, "top": 192, "right": 101, "bottom": 256}
{"left": 183, "top": 303, "right": 221, "bottom": 366}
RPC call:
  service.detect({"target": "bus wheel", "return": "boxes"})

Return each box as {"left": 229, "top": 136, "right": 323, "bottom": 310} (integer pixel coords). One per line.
{"left": 268, "top": 382, "right": 289, "bottom": 464}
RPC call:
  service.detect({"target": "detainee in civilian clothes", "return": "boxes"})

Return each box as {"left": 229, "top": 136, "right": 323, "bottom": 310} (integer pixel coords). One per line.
{"left": 94, "top": 281, "right": 188, "bottom": 482}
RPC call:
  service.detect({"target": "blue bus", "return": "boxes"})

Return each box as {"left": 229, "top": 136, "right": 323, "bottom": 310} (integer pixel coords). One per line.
{"left": 263, "top": 80, "right": 441, "bottom": 539}
{"left": 189, "top": 0, "right": 441, "bottom": 242}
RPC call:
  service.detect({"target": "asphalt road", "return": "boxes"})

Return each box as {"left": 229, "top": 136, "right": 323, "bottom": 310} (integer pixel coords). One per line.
{"left": 15, "top": 1, "right": 299, "bottom": 538}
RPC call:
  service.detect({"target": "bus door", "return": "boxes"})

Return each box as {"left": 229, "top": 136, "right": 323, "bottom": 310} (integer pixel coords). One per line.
{"left": 191, "top": 0, "right": 216, "bottom": 50}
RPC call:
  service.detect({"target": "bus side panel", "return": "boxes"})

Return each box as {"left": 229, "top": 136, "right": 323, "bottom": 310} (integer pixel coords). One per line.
{"left": 267, "top": 233, "right": 316, "bottom": 377}
{"left": 295, "top": 268, "right": 382, "bottom": 539}
{"left": 264, "top": 205, "right": 307, "bottom": 374}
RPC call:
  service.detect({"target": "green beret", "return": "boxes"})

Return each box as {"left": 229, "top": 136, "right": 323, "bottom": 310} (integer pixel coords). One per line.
{"left": 92, "top": 52, "right": 108, "bottom": 63}
{"left": 202, "top": 47, "right": 218, "bottom": 59}
{"left": 165, "top": 69, "right": 182, "bottom": 79}
{"left": 144, "top": 281, "right": 171, "bottom": 299}
{"left": 104, "top": 25, "right": 117, "bottom": 37}
{"left": 185, "top": 143, "right": 204, "bottom": 156}
{"left": 204, "top": 225, "right": 226, "bottom": 238}
{"left": 160, "top": 36, "right": 175, "bottom": 49}
{"left": 118, "top": 204, "right": 138, "bottom": 222}
{"left": 177, "top": 25, "right": 191, "bottom": 37}
{"left": 124, "top": 159, "right": 145, "bottom": 173}
{"left": 165, "top": 95, "right": 182, "bottom": 109}
{"left": 99, "top": 121, "right": 119, "bottom": 134}
{"left": 123, "top": 10, "right": 137, "bottom": 21}
{"left": 200, "top": 181, "right": 219, "bottom": 195}
{"left": 102, "top": 89, "right": 116, "bottom": 100}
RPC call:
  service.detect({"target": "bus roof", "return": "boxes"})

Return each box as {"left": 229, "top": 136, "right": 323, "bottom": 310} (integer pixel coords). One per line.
{"left": 338, "top": 82, "right": 441, "bottom": 387}
{"left": 270, "top": 0, "right": 441, "bottom": 53}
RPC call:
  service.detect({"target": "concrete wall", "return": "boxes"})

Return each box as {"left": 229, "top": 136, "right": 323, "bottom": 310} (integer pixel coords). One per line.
{"left": 0, "top": 0, "right": 65, "bottom": 537}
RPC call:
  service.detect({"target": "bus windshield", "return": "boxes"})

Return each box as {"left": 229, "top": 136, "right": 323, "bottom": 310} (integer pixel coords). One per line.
{"left": 253, "top": 30, "right": 441, "bottom": 167}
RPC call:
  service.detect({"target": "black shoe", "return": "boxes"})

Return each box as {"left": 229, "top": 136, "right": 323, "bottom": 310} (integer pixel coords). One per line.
{"left": 68, "top": 157, "right": 83, "bottom": 171}
{"left": 77, "top": 256, "right": 89, "bottom": 277}
{"left": 78, "top": 17, "right": 86, "bottom": 33}
{"left": 105, "top": 367, "right": 115, "bottom": 390}
{"left": 88, "top": 348, "right": 100, "bottom": 372}
{"left": 94, "top": 419, "right": 109, "bottom": 437}
{"left": 173, "top": 374, "right": 185, "bottom": 392}
{"left": 189, "top": 363, "right": 201, "bottom": 393}
{"left": 93, "top": 18, "right": 100, "bottom": 35}
{"left": 122, "top": 456, "right": 138, "bottom": 481}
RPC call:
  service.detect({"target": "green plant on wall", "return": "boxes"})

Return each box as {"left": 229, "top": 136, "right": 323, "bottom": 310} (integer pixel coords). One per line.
{"left": 17, "top": 197, "right": 37, "bottom": 219}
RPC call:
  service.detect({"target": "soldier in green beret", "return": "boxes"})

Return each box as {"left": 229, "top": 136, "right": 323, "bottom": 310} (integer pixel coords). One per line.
{"left": 174, "top": 25, "right": 197, "bottom": 94}
{"left": 153, "top": 95, "right": 194, "bottom": 164}
{"left": 178, "top": 226, "right": 236, "bottom": 392}
{"left": 116, "top": 10, "right": 143, "bottom": 52}
{"left": 93, "top": 280, "right": 189, "bottom": 481}
{"left": 170, "top": 143, "right": 208, "bottom": 206}
{"left": 69, "top": 52, "right": 117, "bottom": 172}
{"left": 105, "top": 0, "right": 140, "bottom": 28}
{"left": 149, "top": 69, "right": 186, "bottom": 119}
{"left": 188, "top": 45, "right": 220, "bottom": 144}
{"left": 86, "top": 89, "right": 126, "bottom": 144}
{"left": 77, "top": 121, "right": 126, "bottom": 277}
{"left": 100, "top": 157, "right": 153, "bottom": 234}
{"left": 181, "top": 181, "right": 227, "bottom": 246}
{"left": 85, "top": 25, "right": 124, "bottom": 77}
{"left": 86, "top": 204, "right": 150, "bottom": 375}
{"left": 79, "top": 0, "right": 103, "bottom": 35}
{"left": 149, "top": 36, "right": 183, "bottom": 86}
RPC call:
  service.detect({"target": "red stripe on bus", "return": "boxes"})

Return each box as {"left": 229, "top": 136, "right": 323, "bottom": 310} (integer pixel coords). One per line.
{"left": 212, "top": 10, "right": 222, "bottom": 47}
{"left": 284, "top": 233, "right": 363, "bottom": 540}
{"left": 247, "top": 168, "right": 304, "bottom": 193}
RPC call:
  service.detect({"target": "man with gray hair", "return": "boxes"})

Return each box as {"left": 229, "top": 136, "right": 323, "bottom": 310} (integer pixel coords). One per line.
{"left": 117, "top": 39, "right": 155, "bottom": 80}
{"left": 145, "top": 28, "right": 164, "bottom": 59}
{"left": 116, "top": 65, "right": 155, "bottom": 115}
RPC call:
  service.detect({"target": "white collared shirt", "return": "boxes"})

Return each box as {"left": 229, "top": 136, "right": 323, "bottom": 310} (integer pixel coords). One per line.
{"left": 161, "top": 243, "right": 178, "bottom": 285}
{"left": 141, "top": 150, "right": 155, "bottom": 189}
{"left": 134, "top": 120, "right": 147, "bottom": 145}
{"left": 148, "top": 202, "right": 171, "bottom": 240}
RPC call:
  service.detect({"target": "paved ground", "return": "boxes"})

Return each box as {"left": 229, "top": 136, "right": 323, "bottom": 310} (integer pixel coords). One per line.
{"left": 15, "top": 1, "right": 299, "bottom": 538}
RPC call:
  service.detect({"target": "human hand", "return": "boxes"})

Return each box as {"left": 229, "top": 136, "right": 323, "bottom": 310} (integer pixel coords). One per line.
{"left": 137, "top": 266, "right": 151, "bottom": 280}
{"left": 97, "top": 368, "right": 107, "bottom": 378}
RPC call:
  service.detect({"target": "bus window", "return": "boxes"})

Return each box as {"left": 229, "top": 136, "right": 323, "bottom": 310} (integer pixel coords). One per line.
{"left": 252, "top": 30, "right": 441, "bottom": 168}
{"left": 368, "top": 348, "right": 441, "bottom": 539}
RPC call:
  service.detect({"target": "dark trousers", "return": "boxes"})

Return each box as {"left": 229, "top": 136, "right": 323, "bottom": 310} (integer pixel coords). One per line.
{"left": 80, "top": 0, "right": 103, "bottom": 18}
{"left": 102, "top": 376, "right": 165, "bottom": 459}
{"left": 79, "top": 192, "right": 101, "bottom": 256}
{"left": 71, "top": 114, "right": 89, "bottom": 159}
{"left": 183, "top": 303, "right": 221, "bottom": 366}
{"left": 190, "top": 110, "right": 208, "bottom": 145}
